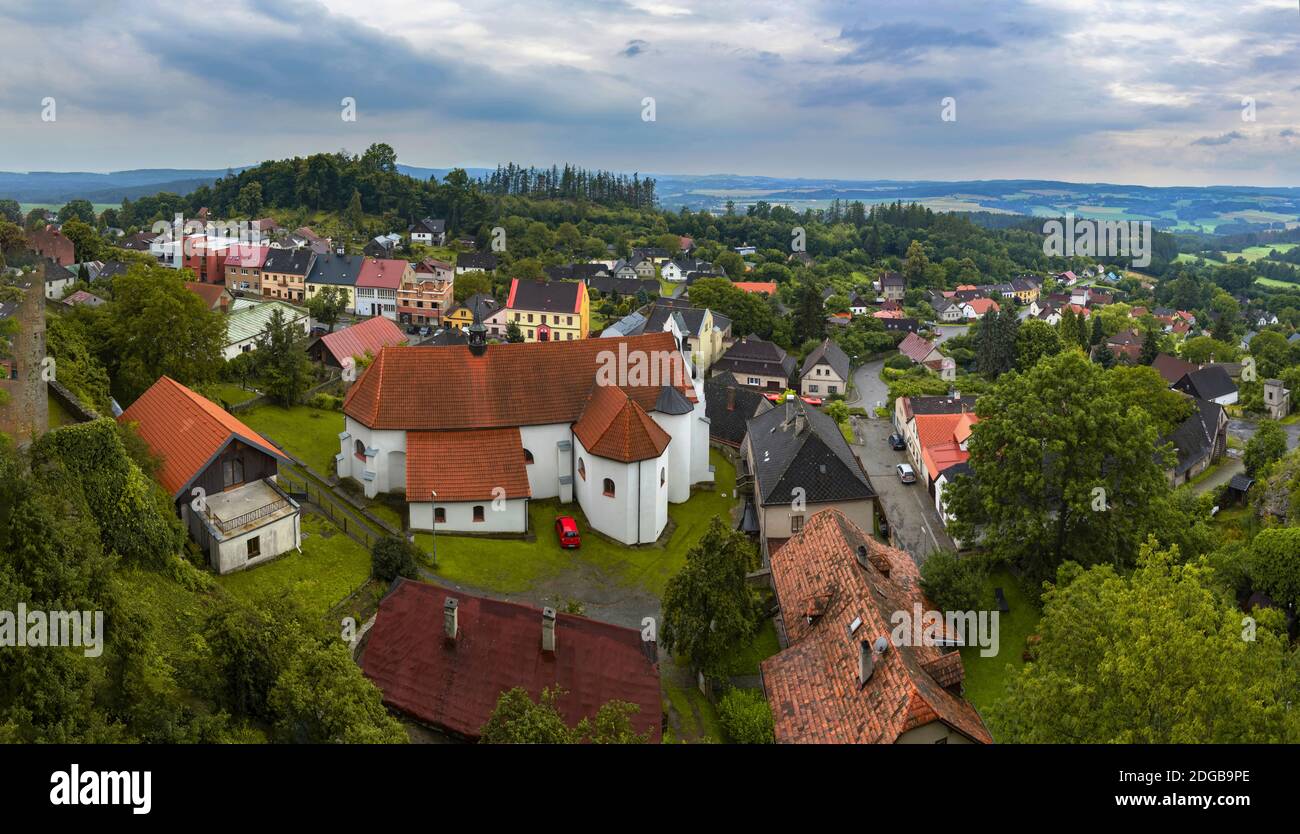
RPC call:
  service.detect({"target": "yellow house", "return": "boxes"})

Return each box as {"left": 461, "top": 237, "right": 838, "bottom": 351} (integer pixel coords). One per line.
{"left": 303, "top": 252, "right": 363, "bottom": 313}
{"left": 1010, "top": 278, "right": 1040, "bottom": 304}
{"left": 505, "top": 279, "right": 589, "bottom": 342}
{"left": 261, "top": 248, "right": 316, "bottom": 304}
{"left": 445, "top": 293, "right": 503, "bottom": 331}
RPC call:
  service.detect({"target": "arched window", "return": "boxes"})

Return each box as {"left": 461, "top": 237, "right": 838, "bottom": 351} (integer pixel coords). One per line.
{"left": 578, "top": 458, "right": 586, "bottom": 481}
{"left": 660, "top": 468, "right": 666, "bottom": 487}
{"left": 354, "top": 439, "right": 366, "bottom": 461}
{"left": 473, "top": 505, "right": 485, "bottom": 522}
{"left": 603, "top": 478, "right": 616, "bottom": 498}
{"left": 434, "top": 507, "right": 445, "bottom": 524}
{"left": 523, "top": 448, "right": 534, "bottom": 464}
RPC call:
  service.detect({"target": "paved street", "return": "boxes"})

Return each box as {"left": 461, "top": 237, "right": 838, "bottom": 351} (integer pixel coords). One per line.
{"left": 1228, "top": 417, "right": 1300, "bottom": 451}
{"left": 848, "top": 358, "right": 888, "bottom": 413}
{"left": 851, "top": 415, "right": 955, "bottom": 564}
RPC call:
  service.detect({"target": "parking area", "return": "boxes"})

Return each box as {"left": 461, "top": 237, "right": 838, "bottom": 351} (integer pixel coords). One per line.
{"left": 851, "top": 415, "right": 955, "bottom": 565}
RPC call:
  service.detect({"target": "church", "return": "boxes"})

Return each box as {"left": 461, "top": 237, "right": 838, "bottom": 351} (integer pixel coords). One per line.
{"left": 337, "top": 313, "right": 713, "bottom": 546}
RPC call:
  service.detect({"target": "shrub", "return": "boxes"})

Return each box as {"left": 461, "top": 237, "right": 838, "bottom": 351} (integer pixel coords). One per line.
{"left": 717, "top": 688, "right": 774, "bottom": 744}
{"left": 919, "top": 549, "right": 989, "bottom": 612}
{"left": 884, "top": 353, "right": 914, "bottom": 371}
{"left": 310, "top": 393, "right": 342, "bottom": 411}
{"left": 371, "top": 536, "right": 420, "bottom": 582}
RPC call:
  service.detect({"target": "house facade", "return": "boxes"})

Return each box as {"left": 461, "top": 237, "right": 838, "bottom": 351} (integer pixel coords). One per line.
{"left": 223, "top": 298, "right": 311, "bottom": 360}
{"left": 337, "top": 330, "right": 712, "bottom": 546}
{"left": 355, "top": 258, "right": 411, "bottom": 320}
{"left": 304, "top": 251, "right": 363, "bottom": 313}
{"left": 260, "top": 247, "right": 315, "bottom": 303}
{"left": 505, "top": 279, "right": 590, "bottom": 342}
{"left": 712, "top": 335, "right": 796, "bottom": 391}
{"left": 799, "top": 338, "right": 850, "bottom": 397}
{"left": 408, "top": 218, "right": 447, "bottom": 246}
{"left": 397, "top": 267, "right": 453, "bottom": 327}
{"left": 224, "top": 244, "right": 271, "bottom": 294}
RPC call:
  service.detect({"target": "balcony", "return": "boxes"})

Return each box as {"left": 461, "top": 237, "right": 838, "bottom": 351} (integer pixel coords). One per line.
{"left": 204, "top": 478, "right": 298, "bottom": 538}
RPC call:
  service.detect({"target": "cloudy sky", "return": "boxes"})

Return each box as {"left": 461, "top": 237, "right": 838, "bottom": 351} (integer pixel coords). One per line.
{"left": 2, "top": 0, "right": 1299, "bottom": 186}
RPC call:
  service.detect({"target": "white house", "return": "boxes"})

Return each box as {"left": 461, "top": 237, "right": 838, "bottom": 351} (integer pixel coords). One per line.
{"left": 408, "top": 218, "right": 447, "bottom": 246}
{"left": 223, "top": 298, "right": 311, "bottom": 360}
{"left": 337, "top": 329, "right": 712, "bottom": 546}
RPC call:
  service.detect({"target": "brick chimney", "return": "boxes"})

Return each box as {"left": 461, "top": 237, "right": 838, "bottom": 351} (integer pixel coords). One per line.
{"left": 541, "top": 606, "right": 557, "bottom": 653}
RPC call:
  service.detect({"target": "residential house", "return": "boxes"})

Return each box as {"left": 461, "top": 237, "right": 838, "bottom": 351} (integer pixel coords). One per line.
{"left": 630, "top": 255, "right": 657, "bottom": 279}
{"left": 799, "top": 338, "right": 850, "bottom": 398}
{"left": 288, "top": 226, "right": 331, "bottom": 254}
{"left": 223, "top": 243, "right": 271, "bottom": 294}
{"left": 742, "top": 398, "right": 876, "bottom": 549}
{"left": 731, "top": 281, "right": 777, "bottom": 296}
{"left": 184, "top": 281, "right": 233, "bottom": 313}
{"left": 897, "top": 332, "right": 942, "bottom": 367}
{"left": 408, "top": 217, "right": 447, "bottom": 247}
{"left": 119, "top": 376, "right": 301, "bottom": 574}
{"left": 27, "top": 226, "right": 75, "bottom": 266}
{"left": 961, "top": 297, "right": 1000, "bottom": 319}
{"left": 712, "top": 335, "right": 796, "bottom": 391}
{"left": 1151, "top": 352, "right": 1198, "bottom": 386}
{"left": 181, "top": 234, "right": 235, "bottom": 285}
{"left": 360, "top": 578, "right": 661, "bottom": 742}
{"left": 761, "top": 509, "right": 991, "bottom": 744}
{"left": 893, "top": 394, "right": 978, "bottom": 474}
{"left": 1173, "top": 365, "right": 1238, "bottom": 406}
{"left": 259, "top": 247, "right": 315, "bottom": 303}
{"left": 933, "top": 297, "right": 965, "bottom": 323}
{"left": 398, "top": 265, "right": 454, "bottom": 327}
{"left": 455, "top": 252, "right": 498, "bottom": 274}
{"left": 363, "top": 233, "right": 402, "bottom": 258}
{"left": 444, "top": 293, "right": 503, "bottom": 333}
{"left": 309, "top": 315, "right": 408, "bottom": 370}
{"left": 661, "top": 257, "right": 713, "bottom": 283}
{"left": 61, "top": 290, "right": 105, "bottom": 309}
{"left": 1009, "top": 277, "right": 1041, "bottom": 303}
{"left": 223, "top": 298, "right": 310, "bottom": 360}
{"left": 586, "top": 274, "right": 660, "bottom": 298}
{"left": 703, "top": 371, "right": 772, "bottom": 448}
{"left": 908, "top": 409, "right": 977, "bottom": 487}
{"left": 355, "top": 258, "right": 412, "bottom": 320}
{"left": 304, "top": 251, "right": 363, "bottom": 313}
{"left": 546, "top": 263, "right": 609, "bottom": 282}
{"left": 933, "top": 461, "right": 972, "bottom": 544}
{"left": 338, "top": 330, "right": 712, "bottom": 546}
{"left": 42, "top": 265, "right": 76, "bottom": 300}
{"left": 610, "top": 259, "right": 639, "bottom": 280}
{"left": 505, "top": 279, "right": 589, "bottom": 341}
{"left": 880, "top": 272, "right": 905, "bottom": 301}
{"left": 881, "top": 317, "right": 920, "bottom": 335}
{"left": 116, "top": 231, "right": 158, "bottom": 252}
{"left": 1105, "top": 328, "right": 1144, "bottom": 364}
{"left": 603, "top": 298, "right": 732, "bottom": 373}
{"left": 1163, "top": 397, "right": 1227, "bottom": 487}
{"left": 849, "top": 294, "right": 871, "bottom": 316}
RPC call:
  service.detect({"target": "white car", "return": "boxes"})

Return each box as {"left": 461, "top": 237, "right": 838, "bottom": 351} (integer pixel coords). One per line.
{"left": 896, "top": 463, "right": 916, "bottom": 484}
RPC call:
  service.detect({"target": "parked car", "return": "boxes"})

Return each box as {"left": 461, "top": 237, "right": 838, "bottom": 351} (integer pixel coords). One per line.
{"left": 896, "top": 463, "right": 916, "bottom": 484}
{"left": 799, "top": 396, "right": 823, "bottom": 406}
{"left": 555, "top": 516, "right": 581, "bottom": 549}
{"left": 888, "top": 432, "right": 906, "bottom": 450}
{"left": 418, "top": 326, "right": 431, "bottom": 337}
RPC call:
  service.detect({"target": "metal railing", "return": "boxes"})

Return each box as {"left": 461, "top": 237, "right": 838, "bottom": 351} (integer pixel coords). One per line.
{"left": 207, "top": 479, "right": 292, "bottom": 535}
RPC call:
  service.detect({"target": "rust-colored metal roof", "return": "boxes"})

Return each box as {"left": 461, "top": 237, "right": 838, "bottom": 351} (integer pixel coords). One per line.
{"left": 343, "top": 332, "right": 695, "bottom": 431}
{"left": 406, "top": 428, "right": 531, "bottom": 501}
{"left": 118, "top": 376, "right": 285, "bottom": 498}
{"left": 361, "top": 579, "right": 662, "bottom": 741}
{"left": 318, "top": 316, "right": 407, "bottom": 366}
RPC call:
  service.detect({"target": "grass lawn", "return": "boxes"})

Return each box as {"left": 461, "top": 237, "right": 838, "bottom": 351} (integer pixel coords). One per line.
{"left": 1255, "top": 276, "right": 1300, "bottom": 289}
{"left": 959, "top": 568, "right": 1041, "bottom": 728}
{"left": 205, "top": 382, "right": 261, "bottom": 406}
{"left": 239, "top": 405, "right": 344, "bottom": 475}
{"left": 415, "top": 450, "right": 737, "bottom": 597}
{"left": 217, "top": 513, "right": 372, "bottom": 618}
{"left": 663, "top": 668, "right": 725, "bottom": 743}
{"left": 724, "top": 618, "right": 780, "bottom": 676}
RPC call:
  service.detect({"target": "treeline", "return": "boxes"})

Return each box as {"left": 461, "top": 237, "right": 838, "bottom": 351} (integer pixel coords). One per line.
{"left": 478, "top": 163, "right": 657, "bottom": 209}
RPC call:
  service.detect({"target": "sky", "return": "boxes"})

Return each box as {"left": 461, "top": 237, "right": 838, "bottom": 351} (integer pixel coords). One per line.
{"left": 1, "top": 0, "right": 1299, "bottom": 186}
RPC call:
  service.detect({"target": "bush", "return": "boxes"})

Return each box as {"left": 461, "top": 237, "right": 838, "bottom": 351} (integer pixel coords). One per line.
{"left": 309, "top": 393, "right": 342, "bottom": 411}
{"left": 884, "top": 353, "right": 914, "bottom": 371}
{"left": 919, "top": 549, "right": 989, "bottom": 612}
{"left": 716, "top": 688, "right": 774, "bottom": 744}
{"left": 371, "top": 536, "right": 420, "bottom": 582}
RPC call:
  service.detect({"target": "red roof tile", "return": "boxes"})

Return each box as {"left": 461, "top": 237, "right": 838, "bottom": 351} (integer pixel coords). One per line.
{"left": 357, "top": 257, "right": 407, "bottom": 289}
{"left": 761, "top": 509, "right": 991, "bottom": 744}
{"left": 406, "top": 428, "right": 531, "bottom": 501}
{"left": 318, "top": 316, "right": 407, "bottom": 366}
{"left": 184, "top": 281, "right": 229, "bottom": 311}
{"left": 118, "top": 376, "right": 284, "bottom": 498}
{"left": 732, "top": 281, "right": 777, "bottom": 296}
{"left": 343, "top": 332, "right": 695, "bottom": 431}
{"left": 572, "top": 385, "right": 671, "bottom": 463}
{"left": 898, "top": 332, "right": 937, "bottom": 363}
{"left": 360, "top": 579, "right": 662, "bottom": 741}
{"left": 223, "top": 243, "right": 269, "bottom": 269}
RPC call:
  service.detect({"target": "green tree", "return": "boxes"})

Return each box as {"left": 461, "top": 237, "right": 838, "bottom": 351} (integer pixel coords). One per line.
{"left": 919, "top": 549, "right": 988, "bottom": 612}
{"left": 990, "top": 541, "right": 1300, "bottom": 743}
{"left": 256, "top": 307, "right": 313, "bottom": 406}
{"left": 306, "top": 285, "right": 348, "bottom": 333}
{"left": 1015, "top": 319, "right": 1062, "bottom": 370}
{"left": 1249, "top": 528, "right": 1300, "bottom": 608}
{"left": 1138, "top": 326, "right": 1160, "bottom": 365}
{"left": 60, "top": 217, "right": 101, "bottom": 262}
{"left": 478, "top": 687, "right": 649, "bottom": 744}
{"left": 716, "top": 688, "right": 775, "bottom": 744}
{"left": 371, "top": 536, "right": 420, "bottom": 581}
{"left": 57, "top": 198, "right": 96, "bottom": 225}
{"left": 660, "top": 516, "right": 761, "bottom": 676}
{"left": 902, "top": 240, "right": 929, "bottom": 288}
{"left": 1244, "top": 420, "right": 1288, "bottom": 477}
{"left": 236, "top": 181, "right": 264, "bottom": 216}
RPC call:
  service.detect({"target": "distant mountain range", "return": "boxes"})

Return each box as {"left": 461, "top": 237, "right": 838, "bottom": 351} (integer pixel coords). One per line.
{"left": 5, "top": 164, "right": 1299, "bottom": 236}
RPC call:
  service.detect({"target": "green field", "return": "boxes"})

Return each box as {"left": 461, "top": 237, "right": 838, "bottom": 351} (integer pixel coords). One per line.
{"left": 239, "top": 404, "right": 344, "bottom": 475}
{"left": 1224, "top": 243, "right": 1298, "bottom": 263}
{"left": 960, "top": 569, "right": 1042, "bottom": 728}
{"left": 1255, "top": 276, "right": 1300, "bottom": 289}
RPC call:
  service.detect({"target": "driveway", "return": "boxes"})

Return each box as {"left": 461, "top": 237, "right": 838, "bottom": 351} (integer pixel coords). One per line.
{"left": 930, "top": 323, "right": 968, "bottom": 345}
{"left": 848, "top": 358, "right": 888, "bottom": 414}
{"left": 1228, "top": 417, "right": 1300, "bottom": 451}
{"left": 851, "top": 416, "right": 955, "bottom": 564}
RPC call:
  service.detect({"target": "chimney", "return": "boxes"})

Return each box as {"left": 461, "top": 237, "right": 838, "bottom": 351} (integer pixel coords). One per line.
{"left": 541, "top": 607, "right": 557, "bottom": 653}
{"left": 793, "top": 403, "right": 807, "bottom": 435}
{"left": 726, "top": 386, "right": 736, "bottom": 412}
{"left": 444, "top": 597, "right": 458, "bottom": 640}
{"left": 857, "top": 639, "right": 874, "bottom": 687}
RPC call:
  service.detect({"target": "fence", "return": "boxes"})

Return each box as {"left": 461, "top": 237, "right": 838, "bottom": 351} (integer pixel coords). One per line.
{"left": 278, "top": 467, "right": 385, "bottom": 550}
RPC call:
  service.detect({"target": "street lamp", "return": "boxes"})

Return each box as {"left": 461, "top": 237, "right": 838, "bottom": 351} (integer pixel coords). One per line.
{"left": 430, "top": 490, "right": 437, "bottom": 566}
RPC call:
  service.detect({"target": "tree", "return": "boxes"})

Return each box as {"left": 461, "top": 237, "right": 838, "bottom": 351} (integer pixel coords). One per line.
{"left": 1250, "top": 528, "right": 1300, "bottom": 608}
{"left": 1106, "top": 364, "right": 1194, "bottom": 435}
{"left": 990, "top": 542, "right": 1300, "bottom": 743}
{"left": 1008, "top": 318, "right": 1060, "bottom": 368}
{"left": 919, "top": 549, "right": 988, "bottom": 612}
{"left": 478, "top": 687, "right": 648, "bottom": 744}
{"left": 505, "top": 321, "right": 523, "bottom": 343}
{"left": 902, "top": 240, "right": 929, "bottom": 289}
{"left": 660, "top": 516, "right": 761, "bottom": 676}
{"left": 975, "top": 308, "right": 1019, "bottom": 378}
{"left": 236, "top": 181, "right": 264, "bottom": 216}
{"left": 1247, "top": 330, "right": 1290, "bottom": 379}
{"left": 345, "top": 189, "right": 365, "bottom": 233}
{"left": 268, "top": 640, "right": 407, "bottom": 743}
{"left": 256, "top": 307, "right": 313, "bottom": 406}
{"left": 791, "top": 282, "right": 825, "bottom": 346}
{"left": 1138, "top": 326, "right": 1160, "bottom": 365}
{"left": 60, "top": 217, "right": 101, "bottom": 262}
{"left": 57, "top": 198, "right": 96, "bottom": 225}
{"left": 1244, "top": 420, "right": 1288, "bottom": 477}
{"left": 98, "top": 263, "right": 225, "bottom": 403}
{"left": 716, "top": 688, "right": 774, "bottom": 744}
{"left": 944, "top": 350, "right": 1174, "bottom": 582}
{"left": 1182, "top": 335, "right": 1239, "bottom": 364}
{"left": 371, "top": 536, "right": 420, "bottom": 582}
{"left": 306, "top": 286, "right": 348, "bottom": 333}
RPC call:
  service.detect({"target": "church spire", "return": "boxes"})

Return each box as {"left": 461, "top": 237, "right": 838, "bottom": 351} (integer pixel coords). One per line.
{"left": 467, "top": 298, "right": 488, "bottom": 356}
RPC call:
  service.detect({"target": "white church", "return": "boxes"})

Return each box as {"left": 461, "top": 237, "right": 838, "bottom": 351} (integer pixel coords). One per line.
{"left": 337, "top": 316, "right": 712, "bottom": 546}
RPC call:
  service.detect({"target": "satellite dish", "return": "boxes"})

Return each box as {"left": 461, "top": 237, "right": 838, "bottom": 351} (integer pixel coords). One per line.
{"left": 873, "top": 636, "right": 890, "bottom": 654}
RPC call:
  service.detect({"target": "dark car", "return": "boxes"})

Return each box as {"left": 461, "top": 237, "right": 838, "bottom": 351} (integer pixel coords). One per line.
{"left": 888, "top": 432, "right": 906, "bottom": 450}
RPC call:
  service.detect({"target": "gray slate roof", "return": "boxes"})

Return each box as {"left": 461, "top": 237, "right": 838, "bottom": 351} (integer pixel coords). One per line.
{"left": 800, "top": 338, "right": 850, "bottom": 381}
{"left": 746, "top": 399, "right": 875, "bottom": 507}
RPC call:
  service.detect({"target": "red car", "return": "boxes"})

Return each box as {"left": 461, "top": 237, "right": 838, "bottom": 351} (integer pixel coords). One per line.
{"left": 555, "top": 516, "right": 581, "bottom": 549}
{"left": 799, "top": 396, "right": 823, "bottom": 406}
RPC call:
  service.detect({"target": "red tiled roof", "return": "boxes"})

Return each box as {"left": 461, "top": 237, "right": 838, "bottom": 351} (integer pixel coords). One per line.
{"left": 185, "top": 281, "right": 229, "bottom": 310}
{"left": 357, "top": 257, "right": 407, "bottom": 289}
{"left": 118, "top": 376, "right": 284, "bottom": 498}
{"left": 761, "top": 509, "right": 991, "bottom": 744}
{"left": 318, "top": 316, "right": 407, "bottom": 366}
{"left": 732, "top": 281, "right": 776, "bottom": 296}
{"left": 406, "top": 428, "right": 531, "bottom": 501}
{"left": 223, "top": 243, "right": 269, "bottom": 269}
{"left": 343, "top": 332, "right": 695, "bottom": 431}
{"left": 360, "top": 579, "right": 662, "bottom": 741}
{"left": 572, "top": 385, "right": 671, "bottom": 463}
{"left": 964, "top": 297, "right": 1000, "bottom": 315}
{"left": 898, "top": 332, "right": 937, "bottom": 363}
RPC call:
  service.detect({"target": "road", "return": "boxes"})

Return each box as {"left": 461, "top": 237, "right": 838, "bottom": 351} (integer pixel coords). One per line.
{"left": 1228, "top": 417, "right": 1300, "bottom": 451}
{"left": 851, "top": 415, "right": 955, "bottom": 564}
{"left": 848, "top": 358, "right": 888, "bottom": 413}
